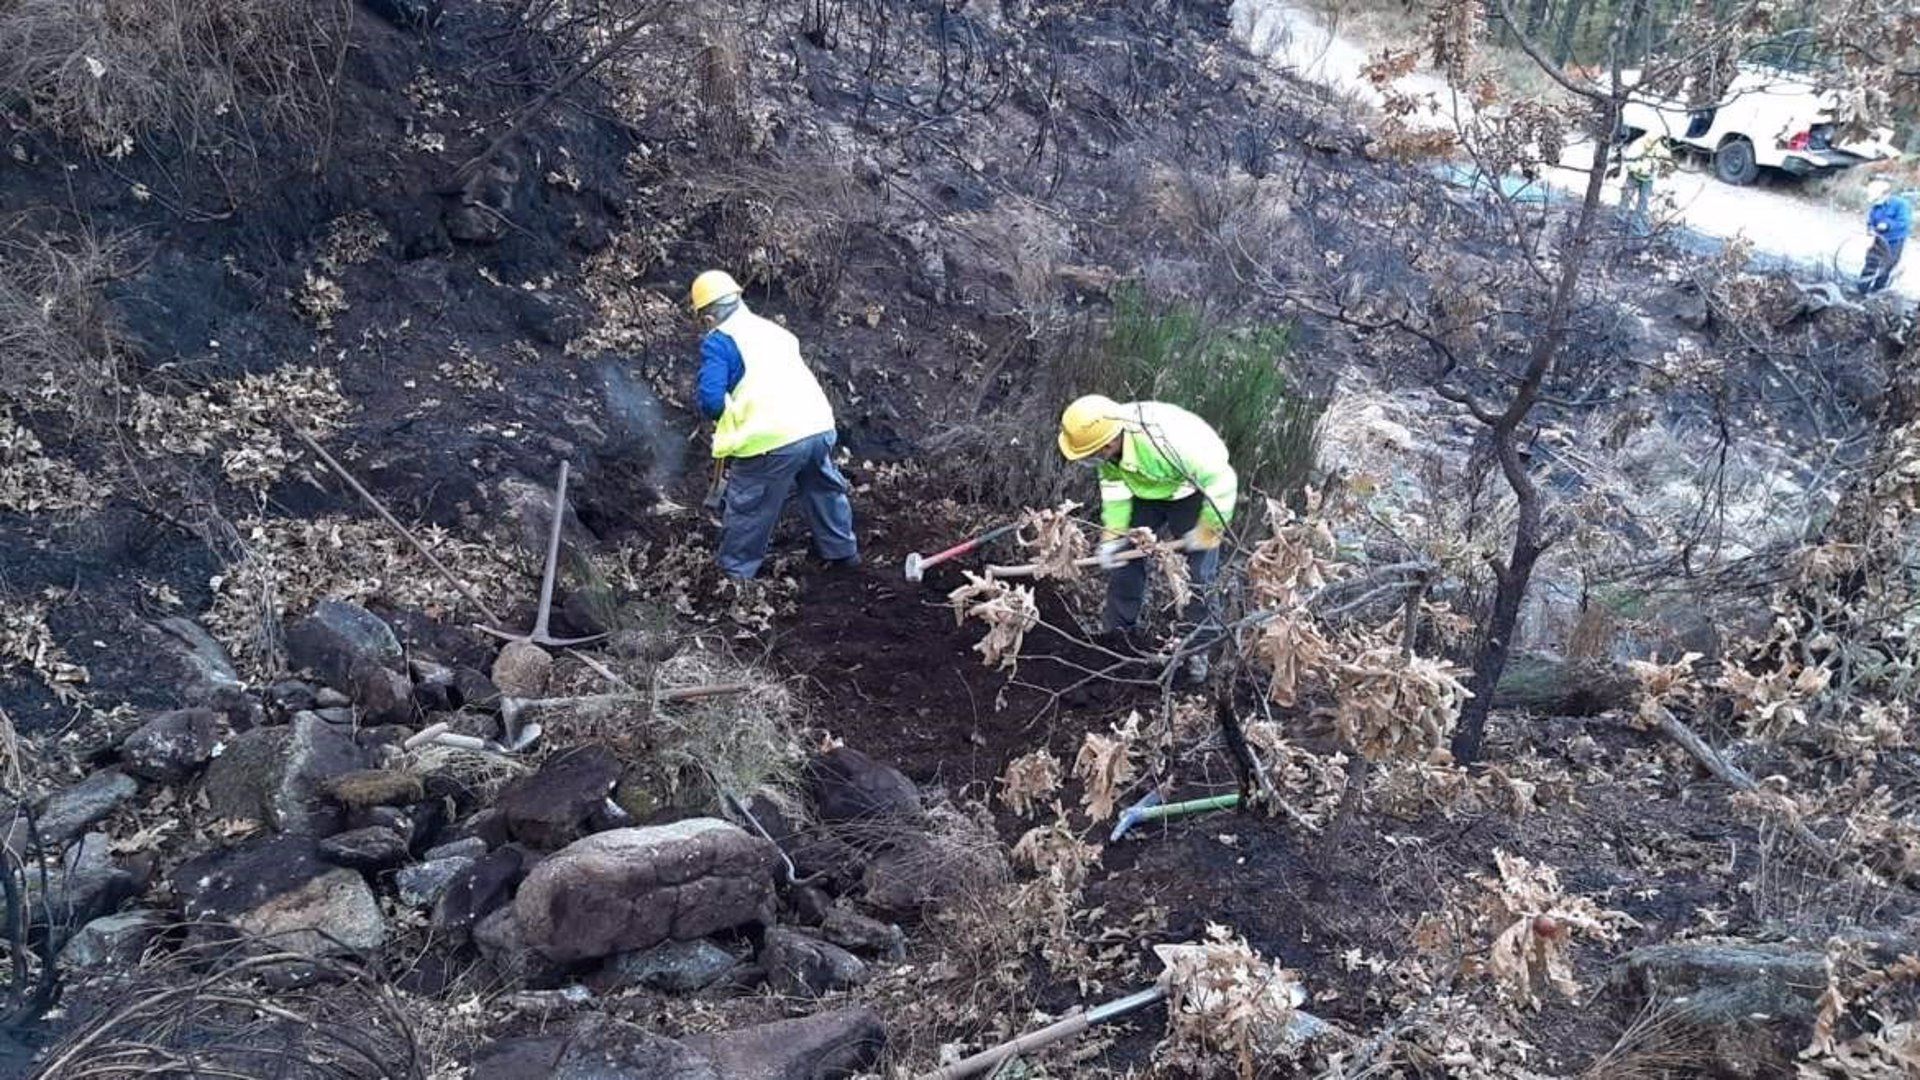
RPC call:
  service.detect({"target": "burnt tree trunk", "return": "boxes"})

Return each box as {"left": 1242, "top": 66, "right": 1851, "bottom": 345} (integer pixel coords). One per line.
{"left": 1450, "top": 92, "right": 1625, "bottom": 764}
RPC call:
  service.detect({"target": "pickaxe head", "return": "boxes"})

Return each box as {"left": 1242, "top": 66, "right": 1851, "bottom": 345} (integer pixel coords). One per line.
{"left": 1109, "top": 789, "right": 1164, "bottom": 842}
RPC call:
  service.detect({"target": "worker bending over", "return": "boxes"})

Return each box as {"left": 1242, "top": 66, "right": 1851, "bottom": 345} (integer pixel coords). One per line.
{"left": 1056, "top": 395, "right": 1237, "bottom": 679}
{"left": 690, "top": 270, "right": 858, "bottom": 579}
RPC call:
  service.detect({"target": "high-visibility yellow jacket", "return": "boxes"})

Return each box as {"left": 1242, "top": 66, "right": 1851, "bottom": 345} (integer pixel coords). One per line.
{"left": 1623, "top": 132, "right": 1672, "bottom": 182}
{"left": 701, "top": 308, "right": 836, "bottom": 459}
{"left": 1095, "top": 401, "right": 1238, "bottom": 535}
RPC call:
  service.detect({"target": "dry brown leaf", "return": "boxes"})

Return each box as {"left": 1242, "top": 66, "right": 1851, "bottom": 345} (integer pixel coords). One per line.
{"left": 1016, "top": 501, "right": 1089, "bottom": 580}
{"left": 947, "top": 571, "right": 1040, "bottom": 671}
{"left": 1073, "top": 714, "right": 1141, "bottom": 823}
{"left": 999, "top": 748, "right": 1064, "bottom": 818}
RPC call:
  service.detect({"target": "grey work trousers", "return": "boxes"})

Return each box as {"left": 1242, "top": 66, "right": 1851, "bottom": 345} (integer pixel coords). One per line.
{"left": 1621, "top": 175, "right": 1653, "bottom": 237}
{"left": 717, "top": 431, "right": 858, "bottom": 579}
{"left": 1103, "top": 491, "right": 1221, "bottom": 633}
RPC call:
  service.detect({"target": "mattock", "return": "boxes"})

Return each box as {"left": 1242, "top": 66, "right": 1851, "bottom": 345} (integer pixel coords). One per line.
{"left": 478, "top": 461, "right": 607, "bottom": 648}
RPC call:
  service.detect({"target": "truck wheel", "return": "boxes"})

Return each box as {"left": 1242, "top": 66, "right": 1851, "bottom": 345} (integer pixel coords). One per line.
{"left": 1714, "top": 138, "right": 1759, "bottom": 185}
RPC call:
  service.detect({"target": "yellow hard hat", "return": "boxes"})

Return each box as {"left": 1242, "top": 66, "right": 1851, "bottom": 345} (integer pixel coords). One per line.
{"left": 1057, "top": 394, "right": 1123, "bottom": 461}
{"left": 689, "top": 269, "right": 742, "bottom": 314}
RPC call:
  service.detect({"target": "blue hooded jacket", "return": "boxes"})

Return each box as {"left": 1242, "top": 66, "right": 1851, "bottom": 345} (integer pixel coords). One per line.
{"left": 1869, "top": 194, "right": 1912, "bottom": 245}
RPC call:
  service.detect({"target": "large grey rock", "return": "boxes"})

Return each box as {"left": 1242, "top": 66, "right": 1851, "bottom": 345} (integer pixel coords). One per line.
{"left": 175, "top": 834, "right": 385, "bottom": 956}
{"left": 60, "top": 909, "right": 166, "bottom": 969}
{"left": 817, "top": 906, "right": 905, "bottom": 959}
{"left": 860, "top": 839, "right": 954, "bottom": 911}
{"left": 471, "top": 1016, "right": 718, "bottom": 1080}
{"left": 150, "top": 616, "right": 244, "bottom": 697}
{"left": 474, "top": 905, "right": 561, "bottom": 986}
{"left": 761, "top": 928, "right": 868, "bottom": 997}
{"left": 806, "top": 748, "right": 923, "bottom": 825}
{"left": 317, "top": 826, "right": 411, "bottom": 870}
{"left": 514, "top": 819, "right": 779, "bottom": 964}
{"left": 120, "top": 707, "right": 220, "bottom": 782}
{"left": 1620, "top": 941, "right": 1827, "bottom": 1025}
{"left": 33, "top": 832, "right": 143, "bottom": 946}
{"left": 682, "top": 1007, "right": 886, "bottom": 1080}
{"left": 424, "top": 836, "right": 487, "bottom": 863}
{"left": 434, "top": 846, "right": 529, "bottom": 937}
{"left": 498, "top": 746, "right": 622, "bottom": 850}
{"left": 491, "top": 640, "right": 552, "bottom": 699}
{"left": 203, "top": 715, "right": 371, "bottom": 833}
{"left": 397, "top": 855, "right": 476, "bottom": 908}
{"left": 285, "top": 600, "right": 403, "bottom": 692}
{"left": 1616, "top": 940, "right": 1833, "bottom": 1078}
{"left": 27, "top": 770, "right": 139, "bottom": 854}
{"left": 351, "top": 659, "right": 415, "bottom": 725}
{"left": 602, "top": 939, "right": 738, "bottom": 993}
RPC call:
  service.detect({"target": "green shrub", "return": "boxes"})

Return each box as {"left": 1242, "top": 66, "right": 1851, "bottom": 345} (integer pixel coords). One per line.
{"left": 928, "top": 288, "right": 1320, "bottom": 516}
{"left": 1102, "top": 284, "right": 1322, "bottom": 503}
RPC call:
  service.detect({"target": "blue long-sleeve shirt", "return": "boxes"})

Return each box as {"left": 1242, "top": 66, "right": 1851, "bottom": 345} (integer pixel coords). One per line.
{"left": 696, "top": 329, "right": 746, "bottom": 420}
{"left": 1870, "top": 196, "right": 1912, "bottom": 245}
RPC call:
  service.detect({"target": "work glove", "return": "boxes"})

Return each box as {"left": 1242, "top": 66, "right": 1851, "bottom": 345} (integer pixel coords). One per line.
{"left": 1095, "top": 538, "right": 1127, "bottom": 571}
{"left": 1184, "top": 521, "right": 1223, "bottom": 552}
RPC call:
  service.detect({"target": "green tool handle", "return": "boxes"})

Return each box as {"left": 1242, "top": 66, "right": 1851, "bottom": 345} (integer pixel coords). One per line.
{"left": 1138, "top": 792, "right": 1241, "bottom": 823}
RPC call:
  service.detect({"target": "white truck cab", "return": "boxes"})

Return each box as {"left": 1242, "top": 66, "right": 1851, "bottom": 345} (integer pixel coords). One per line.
{"left": 1618, "top": 34, "right": 1897, "bottom": 185}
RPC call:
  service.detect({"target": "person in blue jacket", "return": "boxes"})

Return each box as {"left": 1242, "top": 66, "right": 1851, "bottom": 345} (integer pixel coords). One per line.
{"left": 689, "top": 269, "right": 858, "bottom": 579}
{"left": 1859, "top": 177, "right": 1911, "bottom": 295}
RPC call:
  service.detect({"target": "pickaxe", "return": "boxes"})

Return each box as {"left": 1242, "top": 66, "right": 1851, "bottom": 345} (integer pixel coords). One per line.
{"left": 903, "top": 522, "right": 1017, "bottom": 583}
{"left": 479, "top": 461, "right": 606, "bottom": 648}
{"left": 985, "top": 537, "right": 1194, "bottom": 580}
{"left": 1109, "top": 790, "right": 1242, "bottom": 841}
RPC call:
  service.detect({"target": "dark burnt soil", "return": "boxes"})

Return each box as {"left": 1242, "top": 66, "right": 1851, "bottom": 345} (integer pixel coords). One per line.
{"left": 773, "top": 474, "right": 1154, "bottom": 787}
{"left": 766, "top": 489, "right": 1896, "bottom": 1072}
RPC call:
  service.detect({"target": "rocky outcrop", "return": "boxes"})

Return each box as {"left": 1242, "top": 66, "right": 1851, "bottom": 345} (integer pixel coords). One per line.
{"left": 513, "top": 819, "right": 779, "bottom": 963}
{"left": 120, "top": 707, "right": 221, "bottom": 782}
{"left": 470, "top": 1016, "right": 719, "bottom": 1080}
{"left": 498, "top": 746, "right": 621, "bottom": 850}
{"left": 805, "top": 747, "right": 922, "bottom": 825}
{"left": 60, "top": 909, "right": 166, "bottom": 969}
{"left": 203, "top": 715, "right": 371, "bottom": 834}
{"left": 682, "top": 1008, "right": 886, "bottom": 1080}
{"left": 434, "top": 846, "right": 529, "bottom": 937}
{"left": 397, "top": 855, "right": 477, "bottom": 908}
{"left": 600, "top": 938, "right": 739, "bottom": 993}
{"left": 6, "top": 769, "right": 138, "bottom": 854}
{"left": 761, "top": 928, "right": 868, "bottom": 997}
{"left": 317, "top": 825, "right": 411, "bottom": 870}
{"left": 175, "top": 834, "right": 385, "bottom": 957}
{"left": 285, "top": 600, "right": 404, "bottom": 692}
{"left": 469, "top": 1010, "right": 885, "bottom": 1080}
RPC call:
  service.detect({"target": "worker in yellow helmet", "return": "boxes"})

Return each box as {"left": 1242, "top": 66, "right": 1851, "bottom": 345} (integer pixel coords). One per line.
{"left": 690, "top": 270, "right": 857, "bottom": 579}
{"left": 1057, "top": 395, "right": 1236, "bottom": 678}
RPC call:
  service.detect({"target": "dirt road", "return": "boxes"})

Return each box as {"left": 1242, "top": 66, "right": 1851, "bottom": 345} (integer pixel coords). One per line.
{"left": 1229, "top": 0, "right": 1917, "bottom": 299}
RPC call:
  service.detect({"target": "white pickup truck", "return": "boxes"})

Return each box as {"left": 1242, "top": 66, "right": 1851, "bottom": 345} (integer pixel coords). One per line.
{"left": 1619, "top": 40, "right": 1898, "bottom": 186}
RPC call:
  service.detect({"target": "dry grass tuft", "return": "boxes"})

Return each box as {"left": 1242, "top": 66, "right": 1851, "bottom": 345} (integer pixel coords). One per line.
{"left": 405, "top": 742, "right": 529, "bottom": 806}
{"left": 698, "top": 154, "right": 878, "bottom": 314}
{"left": 0, "top": 227, "right": 133, "bottom": 425}
{"left": 0, "top": 0, "right": 350, "bottom": 157}
{"left": 536, "top": 642, "right": 806, "bottom": 811}
{"left": 203, "top": 513, "right": 528, "bottom": 676}
{"left": 34, "top": 933, "right": 422, "bottom": 1079}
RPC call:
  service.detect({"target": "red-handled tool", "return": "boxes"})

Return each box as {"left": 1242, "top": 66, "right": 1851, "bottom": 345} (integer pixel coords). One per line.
{"left": 904, "top": 522, "right": 1018, "bottom": 583}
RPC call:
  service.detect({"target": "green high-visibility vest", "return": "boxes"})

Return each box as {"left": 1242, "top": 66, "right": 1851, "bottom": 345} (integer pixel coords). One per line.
{"left": 1094, "top": 401, "right": 1237, "bottom": 535}
{"left": 710, "top": 309, "right": 836, "bottom": 459}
